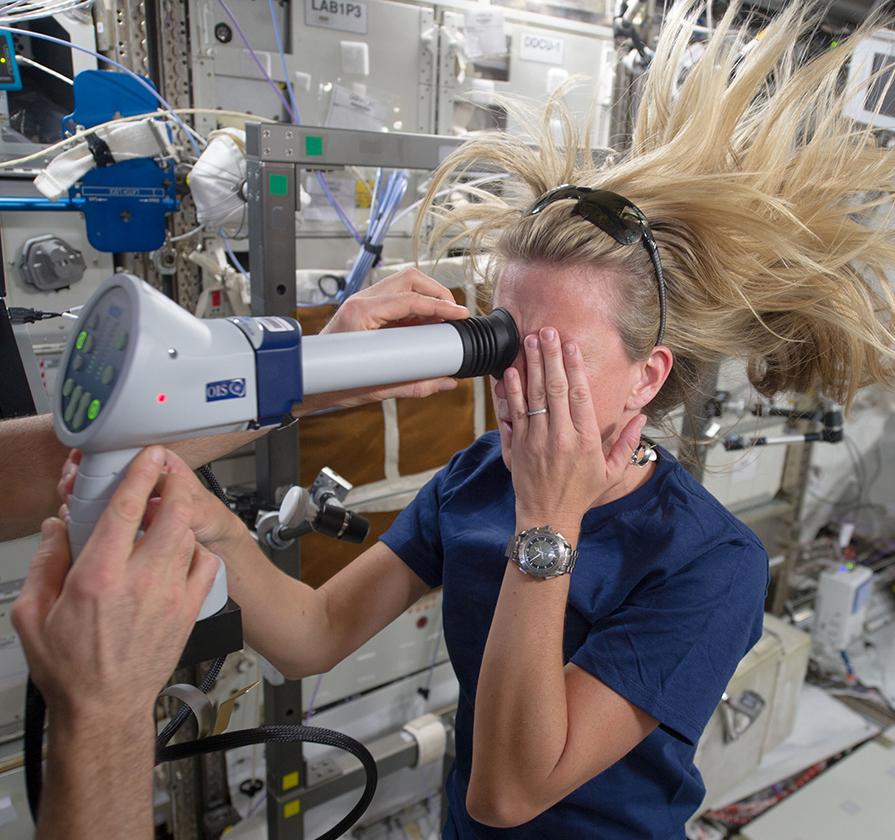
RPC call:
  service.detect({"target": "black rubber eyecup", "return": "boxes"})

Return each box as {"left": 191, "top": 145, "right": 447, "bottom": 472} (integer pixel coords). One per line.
{"left": 449, "top": 307, "right": 519, "bottom": 380}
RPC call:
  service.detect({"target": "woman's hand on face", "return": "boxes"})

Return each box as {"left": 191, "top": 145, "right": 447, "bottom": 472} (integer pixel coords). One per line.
{"left": 504, "top": 327, "right": 647, "bottom": 534}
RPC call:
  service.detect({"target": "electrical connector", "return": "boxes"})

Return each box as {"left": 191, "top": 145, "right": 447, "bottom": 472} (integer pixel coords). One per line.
{"left": 7, "top": 307, "right": 62, "bottom": 324}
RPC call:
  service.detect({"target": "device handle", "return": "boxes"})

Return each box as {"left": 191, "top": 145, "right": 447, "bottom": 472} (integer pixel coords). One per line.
{"left": 68, "top": 448, "right": 229, "bottom": 619}
{"left": 68, "top": 448, "right": 142, "bottom": 561}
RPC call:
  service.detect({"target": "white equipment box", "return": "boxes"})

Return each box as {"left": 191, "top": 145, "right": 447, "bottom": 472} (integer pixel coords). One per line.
{"left": 813, "top": 564, "right": 874, "bottom": 652}
{"left": 694, "top": 614, "right": 811, "bottom": 812}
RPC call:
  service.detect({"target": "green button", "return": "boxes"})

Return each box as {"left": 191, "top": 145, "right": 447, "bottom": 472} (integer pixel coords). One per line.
{"left": 62, "top": 378, "right": 74, "bottom": 397}
{"left": 102, "top": 365, "right": 115, "bottom": 386}
{"left": 87, "top": 399, "right": 101, "bottom": 420}
{"left": 115, "top": 331, "right": 128, "bottom": 351}
{"left": 304, "top": 135, "right": 323, "bottom": 156}
{"left": 269, "top": 173, "right": 289, "bottom": 196}
{"left": 75, "top": 331, "right": 87, "bottom": 350}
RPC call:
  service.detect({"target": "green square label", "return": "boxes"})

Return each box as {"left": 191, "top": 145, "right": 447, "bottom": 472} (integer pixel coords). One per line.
{"left": 268, "top": 174, "right": 289, "bottom": 196}
{"left": 304, "top": 135, "right": 323, "bottom": 157}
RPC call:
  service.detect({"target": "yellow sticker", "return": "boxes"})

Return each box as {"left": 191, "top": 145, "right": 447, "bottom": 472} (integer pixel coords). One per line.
{"left": 356, "top": 180, "right": 374, "bottom": 208}
{"left": 284, "top": 800, "right": 301, "bottom": 819}
{"left": 282, "top": 771, "right": 299, "bottom": 791}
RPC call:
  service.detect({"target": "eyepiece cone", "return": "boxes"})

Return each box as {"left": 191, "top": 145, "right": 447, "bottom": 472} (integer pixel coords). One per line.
{"left": 449, "top": 307, "right": 519, "bottom": 380}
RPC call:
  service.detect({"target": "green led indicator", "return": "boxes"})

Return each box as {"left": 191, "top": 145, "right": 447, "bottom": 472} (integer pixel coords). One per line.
{"left": 87, "top": 400, "right": 101, "bottom": 420}
{"left": 269, "top": 174, "right": 289, "bottom": 196}
{"left": 75, "top": 331, "right": 87, "bottom": 349}
{"left": 305, "top": 135, "right": 323, "bottom": 157}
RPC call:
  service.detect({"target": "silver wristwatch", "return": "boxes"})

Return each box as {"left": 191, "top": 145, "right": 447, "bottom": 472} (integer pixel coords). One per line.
{"left": 505, "top": 525, "right": 578, "bottom": 579}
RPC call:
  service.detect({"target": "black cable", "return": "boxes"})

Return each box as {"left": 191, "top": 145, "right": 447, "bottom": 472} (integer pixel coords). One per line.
{"left": 154, "top": 465, "right": 231, "bottom": 745}
{"left": 7, "top": 307, "right": 63, "bottom": 324}
{"left": 86, "top": 462, "right": 376, "bottom": 839}
{"left": 28, "top": 651, "right": 228, "bottom": 819}
{"left": 198, "top": 463, "right": 228, "bottom": 504}
{"left": 156, "top": 655, "right": 227, "bottom": 748}
{"left": 157, "top": 724, "right": 378, "bottom": 840}
{"left": 24, "top": 677, "right": 45, "bottom": 822}
{"left": 317, "top": 273, "right": 346, "bottom": 298}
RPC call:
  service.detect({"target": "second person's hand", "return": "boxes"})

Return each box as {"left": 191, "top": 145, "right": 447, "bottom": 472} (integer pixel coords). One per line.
{"left": 295, "top": 268, "right": 471, "bottom": 414}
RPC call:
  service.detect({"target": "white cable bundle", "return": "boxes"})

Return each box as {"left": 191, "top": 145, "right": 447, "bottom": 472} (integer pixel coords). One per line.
{"left": 0, "top": 0, "right": 94, "bottom": 23}
{"left": 33, "top": 118, "right": 174, "bottom": 201}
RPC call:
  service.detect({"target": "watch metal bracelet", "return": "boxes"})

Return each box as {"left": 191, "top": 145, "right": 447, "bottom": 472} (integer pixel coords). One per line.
{"left": 505, "top": 525, "right": 578, "bottom": 580}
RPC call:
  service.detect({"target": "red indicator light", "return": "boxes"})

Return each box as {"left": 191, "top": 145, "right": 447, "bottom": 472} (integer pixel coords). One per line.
{"left": 416, "top": 616, "right": 428, "bottom": 629}
{"left": 157, "top": 394, "right": 167, "bottom": 403}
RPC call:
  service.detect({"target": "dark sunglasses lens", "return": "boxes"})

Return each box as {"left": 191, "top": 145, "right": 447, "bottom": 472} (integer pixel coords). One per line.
{"left": 575, "top": 196, "right": 644, "bottom": 246}
{"left": 525, "top": 188, "right": 648, "bottom": 247}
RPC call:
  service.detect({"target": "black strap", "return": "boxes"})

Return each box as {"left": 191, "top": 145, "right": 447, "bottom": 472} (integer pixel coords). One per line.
{"left": 85, "top": 132, "right": 116, "bottom": 167}
{"left": 362, "top": 239, "right": 383, "bottom": 267}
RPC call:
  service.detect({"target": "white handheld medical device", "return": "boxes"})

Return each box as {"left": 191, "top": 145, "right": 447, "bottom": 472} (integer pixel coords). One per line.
{"left": 53, "top": 273, "right": 518, "bottom": 603}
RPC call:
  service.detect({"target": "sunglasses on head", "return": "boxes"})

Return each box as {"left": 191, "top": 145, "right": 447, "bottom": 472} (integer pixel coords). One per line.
{"left": 522, "top": 185, "right": 667, "bottom": 347}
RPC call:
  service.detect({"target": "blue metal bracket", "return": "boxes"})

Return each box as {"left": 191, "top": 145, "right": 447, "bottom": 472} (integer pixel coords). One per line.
{"left": 2, "top": 69, "right": 179, "bottom": 252}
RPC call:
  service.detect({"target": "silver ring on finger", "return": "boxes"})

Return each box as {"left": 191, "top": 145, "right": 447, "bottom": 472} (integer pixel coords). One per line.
{"left": 527, "top": 408, "right": 548, "bottom": 416}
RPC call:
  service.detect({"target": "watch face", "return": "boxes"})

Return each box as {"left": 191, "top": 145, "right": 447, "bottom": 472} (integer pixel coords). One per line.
{"left": 524, "top": 534, "right": 561, "bottom": 572}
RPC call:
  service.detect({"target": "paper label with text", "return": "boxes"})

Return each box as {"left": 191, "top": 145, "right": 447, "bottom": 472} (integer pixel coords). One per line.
{"left": 519, "top": 31, "right": 565, "bottom": 66}
{"left": 306, "top": 0, "right": 368, "bottom": 35}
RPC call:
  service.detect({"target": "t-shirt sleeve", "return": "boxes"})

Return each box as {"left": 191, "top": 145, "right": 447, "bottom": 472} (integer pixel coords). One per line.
{"left": 380, "top": 469, "right": 447, "bottom": 589}
{"left": 571, "top": 537, "right": 768, "bottom": 746}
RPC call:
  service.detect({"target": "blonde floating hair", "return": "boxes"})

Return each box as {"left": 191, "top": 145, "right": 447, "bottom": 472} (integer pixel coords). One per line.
{"left": 414, "top": 0, "right": 895, "bottom": 424}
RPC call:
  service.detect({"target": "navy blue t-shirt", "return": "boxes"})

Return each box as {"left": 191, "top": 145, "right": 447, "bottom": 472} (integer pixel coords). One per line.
{"left": 381, "top": 432, "right": 768, "bottom": 839}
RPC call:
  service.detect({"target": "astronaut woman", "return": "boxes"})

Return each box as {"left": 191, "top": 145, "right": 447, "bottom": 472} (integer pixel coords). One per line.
{"left": 161, "top": 2, "right": 895, "bottom": 837}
